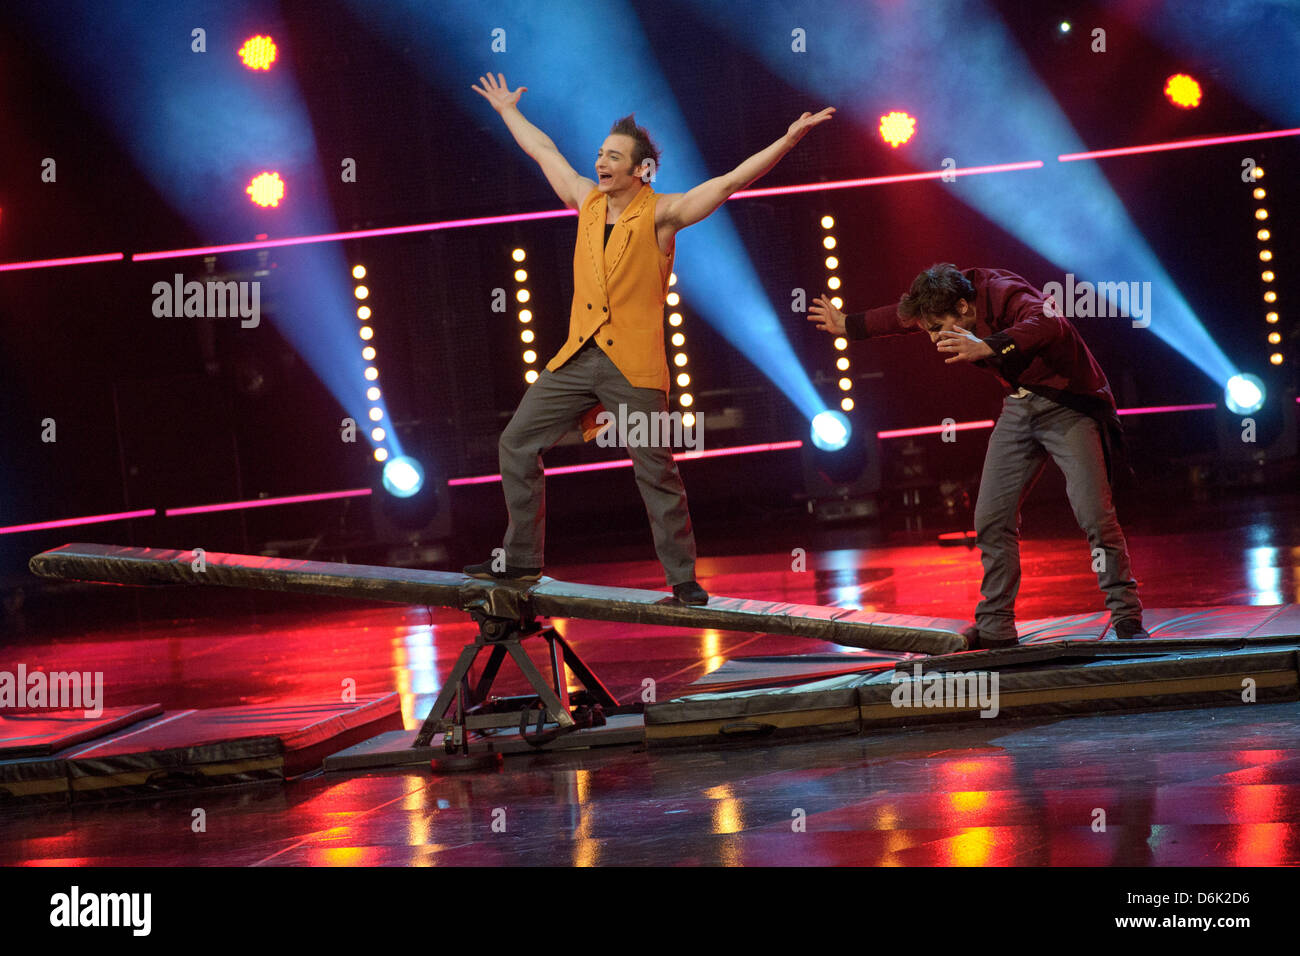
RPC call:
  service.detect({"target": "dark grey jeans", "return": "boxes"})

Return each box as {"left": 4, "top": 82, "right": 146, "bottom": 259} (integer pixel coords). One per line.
{"left": 973, "top": 391, "right": 1142, "bottom": 640}
{"left": 498, "top": 342, "right": 697, "bottom": 585}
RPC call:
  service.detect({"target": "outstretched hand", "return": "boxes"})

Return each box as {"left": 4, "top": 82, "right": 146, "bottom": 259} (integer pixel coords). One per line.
{"left": 807, "top": 294, "right": 846, "bottom": 335}
{"left": 787, "top": 107, "right": 836, "bottom": 144}
{"left": 472, "top": 72, "right": 526, "bottom": 112}
{"left": 936, "top": 329, "right": 995, "bottom": 364}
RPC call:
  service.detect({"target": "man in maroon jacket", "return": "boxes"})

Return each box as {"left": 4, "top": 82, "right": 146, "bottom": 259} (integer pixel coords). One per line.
{"left": 809, "top": 263, "right": 1147, "bottom": 648}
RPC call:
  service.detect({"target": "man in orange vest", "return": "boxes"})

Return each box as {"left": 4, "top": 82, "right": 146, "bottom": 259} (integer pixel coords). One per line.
{"left": 465, "top": 73, "right": 833, "bottom": 603}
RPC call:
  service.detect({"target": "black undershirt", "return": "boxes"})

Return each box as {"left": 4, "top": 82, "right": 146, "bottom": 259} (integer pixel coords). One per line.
{"left": 604, "top": 222, "right": 614, "bottom": 246}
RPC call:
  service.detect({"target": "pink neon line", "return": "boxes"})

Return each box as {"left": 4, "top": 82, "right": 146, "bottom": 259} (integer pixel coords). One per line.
{"left": 877, "top": 420, "right": 995, "bottom": 439}
{"left": 1059, "top": 127, "right": 1300, "bottom": 162}
{"left": 1117, "top": 402, "right": 1217, "bottom": 416}
{"left": 733, "top": 161, "right": 1043, "bottom": 199}
{"left": 131, "top": 209, "right": 578, "bottom": 261}
{"left": 878, "top": 402, "right": 1224, "bottom": 439}
{"left": 0, "top": 252, "right": 124, "bottom": 273}
{"left": 0, "top": 509, "right": 156, "bottom": 535}
{"left": 448, "top": 439, "right": 805, "bottom": 486}
{"left": 165, "top": 487, "right": 372, "bottom": 516}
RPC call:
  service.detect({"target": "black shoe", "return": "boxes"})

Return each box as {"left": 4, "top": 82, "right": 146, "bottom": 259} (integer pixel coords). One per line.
{"left": 463, "top": 558, "right": 542, "bottom": 583}
{"left": 1114, "top": 619, "right": 1150, "bottom": 640}
{"left": 962, "top": 624, "right": 1019, "bottom": 650}
{"left": 672, "top": 580, "right": 709, "bottom": 605}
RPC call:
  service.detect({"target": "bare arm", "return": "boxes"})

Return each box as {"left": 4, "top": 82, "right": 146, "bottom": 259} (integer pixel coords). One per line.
{"left": 471, "top": 73, "right": 594, "bottom": 209}
{"left": 656, "top": 107, "right": 834, "bottom": 243}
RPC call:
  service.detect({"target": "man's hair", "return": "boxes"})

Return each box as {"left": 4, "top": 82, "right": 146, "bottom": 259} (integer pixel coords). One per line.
{"left": 609, "top": 114, "right": 661, "bottom": 174}
{"left": 898, "top": 263, "right": 976, "bottom": 325}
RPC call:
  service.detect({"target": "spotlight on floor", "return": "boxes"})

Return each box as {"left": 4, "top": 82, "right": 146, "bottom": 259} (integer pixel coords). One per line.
{"left": 382, "top": 456, "right": 425, "bottom": 498}
{"left": 811, "top": 410, "right": 851, "bottom": 451}
{"left": 1224, "top": 374, "right": 1265, "bottom": 415}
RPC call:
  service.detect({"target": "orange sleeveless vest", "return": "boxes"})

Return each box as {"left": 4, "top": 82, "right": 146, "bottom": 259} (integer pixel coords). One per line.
{"left": 546, "top": 183, "right": 675, "bottom": 393}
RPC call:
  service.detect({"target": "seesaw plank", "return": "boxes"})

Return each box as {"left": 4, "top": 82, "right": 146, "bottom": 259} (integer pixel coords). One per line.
{"left": 29, "top": 543, "right": 967, "bottom": 654}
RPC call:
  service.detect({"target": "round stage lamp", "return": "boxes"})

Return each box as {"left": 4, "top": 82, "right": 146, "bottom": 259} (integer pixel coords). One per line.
{"left": 811, "top": 410, "right": 851, "bottom": 452}
{"left": 382, "top": 456, "right": 425, "bottom": 498}
{"left": 1224, "top": 374, "right": 1265, "bottom": 415}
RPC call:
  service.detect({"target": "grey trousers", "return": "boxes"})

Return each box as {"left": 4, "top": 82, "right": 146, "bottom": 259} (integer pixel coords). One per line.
{"left": 973, "top": 391, "right": 1142, "bottom": 640}
{"left": 498, "top": 342, "right": 697, "bottom": 585}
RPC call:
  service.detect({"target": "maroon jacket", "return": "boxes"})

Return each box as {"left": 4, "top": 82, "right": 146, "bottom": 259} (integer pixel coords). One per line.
{"left": 844, "top": 267, "right": 1129, "bottom": 481}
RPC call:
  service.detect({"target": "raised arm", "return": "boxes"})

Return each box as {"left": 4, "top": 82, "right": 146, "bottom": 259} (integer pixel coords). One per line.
{"left": 656, "top": 108, "right": 834, "bottom": 243}
{"left": 472, "top": 73, "right": 594, "bottom": 210}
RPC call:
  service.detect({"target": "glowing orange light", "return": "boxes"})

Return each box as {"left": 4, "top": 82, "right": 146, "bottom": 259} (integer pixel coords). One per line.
{"left": 841, "top": 397, "right": 854, "bottom": 412}
{"left": 879, "top": 111, "right": 916, "bottom": 147}
{"left": 238, "top": 36, "right": 277, "bottom": 71}
{"left": 676, "top": 373, "right": 690, "bottom": 387}
{"left": 1269, "top": 353, "right": 1283, "bottom": 365}
{"left": 680, "top": 393, "right": 693, "bottom": 408}
{"left": 1164, "top": 74, "right": 1202, "bottom": 109}
{"left": 374, "top": 447, "right": 388, "bottom": 462}
{"left": 246, "top": 172, "right": 285, "bottom": 207}
{"left": 525, "top": 369, "right": 539, "bottom": 383}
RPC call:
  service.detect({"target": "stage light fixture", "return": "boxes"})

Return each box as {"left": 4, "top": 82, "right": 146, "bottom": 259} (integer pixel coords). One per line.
{"left": 516, "top": 289, "right": 530, "bottom": 303}
{"left": 521, "top": 329, "right": 534, "bottom": 343}
{"left": 372, "top": 427, "right": 385, "bottom": 441}
{"left": 357, "top": 305, "right": 371, "bottom": 320}
{"left": 830, "top": 297, "right": 843, "bottom": 309}
{"left": 246, "top": 172, "right": 285, "bottom": 208}
{"left": 878, "top": 112, "right": 916, "bottom": 148}
{"left": 1225, "top": 374, "right": 1265, "bottom": 415}
{"left": 367, "top": 387, "right": 380, "bottom": 401}
{"left": 834, "top": 337, "right": 847, "bottom": 351}
{"left": 525, "top": 370, "right": 539, "bottom": 384}
{"left": 666, "top": 292, "right": 680, "bottom": 306}
{"left": 382, "top": 456, "right": 426, "bottom": 498}
{"left": 1271, "top": 353, "right": 1284, "bottom": 365}
{"left": 1265, "top": 292, "right": 1277, "bottom": 303}
{"left": 238, "top": 35, "right": 277, "bottom": 71}
{"left": 369, "top": 407, "right": 383, "bottom": 421}
{"left": 1164, "top": 73, "right": 1202, "bottom": 109}
{"left": 512, "top": 248, "right": 526, "bottom": 262}
{"left": 840, "top": 397, "right": 854, "bottom": 412}
{"left": 823, "top": 236, "right": 836, "bottom": 249}
{"left": 364, "top": 367, "right": 378, "bottom": 381}
{"left": 825, "top": 256, "right": 838, "bottom": 270}
{"left": 821, "top": 215, "right": 835, "bottom": 229}
{"left": 1268, "top": 332, "right": 1281, "bottom": 345}
{"left": 374, "top": 448, "right": 389, "bottom": 463}
{"left": 677, "top": 372, "right": 690, "bottom": 387}
{"left": 523, "top": 349, "right": 537, "bottom": 363}
{"left": 354, "top": 285, "right": 369, "bottom": 299}
{"left": 680, "top": 393, "right": 693, "bottom": 407}
{"left": 682, "top": 412, "right": 695, "bottom": 428}
{"left": 837, "top": 357, "right": 850, "bottom": 371}
{"left": 671, "top": 332, "right": 685, "bottom": 347}
{"left": 811, "top": 410, "right": 850, "bottom": 452}
{"left": 668, "top": 312, "right": 683, "bottom": 326}
{"left": 360, "top": 326, "right": 373, "bottom": 340}
{"left": 1266, "top": 312, "right": 1279, "bottom": 324}
{"left": 352, "top": 265, "right": 366, "bottom": 280}
{"left": 362, "top": 346, "right": 376, "bottom": 360}
{"left": 1258, "top": 229, "right": 1270, "bottom": 241}
{"left": 674, "top": 353, "right": 687, "bottom": 367}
